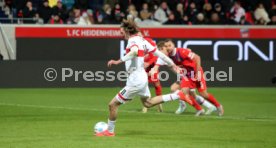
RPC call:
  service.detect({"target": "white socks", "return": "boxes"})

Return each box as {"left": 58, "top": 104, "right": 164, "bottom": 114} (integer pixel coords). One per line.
{"left": 195, "top": 95, "right": 205, "bottom": 104}
{"left": 178, "top": 95, "right": 216, "bottom": 110}
{"left": 107, "top": 119, "right": 116, "bottom": 133}
{"left": 196, "top": 95, "right": 215, "bottom": 109}
{"left": 162, "top": 93, "right": 179, "bottom": 102}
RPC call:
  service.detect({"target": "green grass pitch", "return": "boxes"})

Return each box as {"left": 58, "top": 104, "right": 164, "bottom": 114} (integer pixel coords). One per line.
{"left": 0, "top": 87, "right": 275, "bottom": 148}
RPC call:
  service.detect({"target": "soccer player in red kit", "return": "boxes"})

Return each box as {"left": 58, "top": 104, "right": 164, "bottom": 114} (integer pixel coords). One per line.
{"left": 154, "top": 40, "right": 224, "bottom": 116}
{"left": 142, "top": 37, "right": 163, "bottom": 113}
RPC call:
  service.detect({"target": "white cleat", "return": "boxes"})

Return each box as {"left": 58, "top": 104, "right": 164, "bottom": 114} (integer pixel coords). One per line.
{"left": 205, "top": 107, "right": 217, "bottom": 115}
{"left": 195, "top": 109, "right": 205, "bottom": 116}
{"left": 175, "top": 102, "right": 186, "bottom": 114}
{"left": 142, "top": 107, "right": 148, "bottom": 113}
{"left": 217, "top": 105, "right": 224, "bottom": 116}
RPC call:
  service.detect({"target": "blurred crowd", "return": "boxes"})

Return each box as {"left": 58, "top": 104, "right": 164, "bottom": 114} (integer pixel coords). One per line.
{"left": 0, "top": 0, "right": 276, "bottom": 25}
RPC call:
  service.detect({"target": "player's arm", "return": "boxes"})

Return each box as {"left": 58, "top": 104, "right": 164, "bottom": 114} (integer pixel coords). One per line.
{"left": 144, "top": 54, "right": 157, "bottom": 69}
{"left": 153, "top": 50, "right": 175, "bottom": 67}
{"left": 144, "top": 39, "right": 175, "bottom": 67}
{"left": 182, "top": 49, "right": 201, "bottom": 80}
{"left": 193, "top": 53, "right": 201, "bottom": 74}
{"left": 169, "top": 65, "right": 181, "bottom": 74}
{"left": 149, "top": 64, "right": 160, "bottom": 76}
{"left": 149, "top": 57, "right": 162, "bottom": 75}
{"left": 151, "top": 57, "right": 180, "bottom": 76}
{"left": 107, "top": 46, "right": 138, "bottom": 67}
{"left": 154, "top": 49, "right": 181, "bottom": 74}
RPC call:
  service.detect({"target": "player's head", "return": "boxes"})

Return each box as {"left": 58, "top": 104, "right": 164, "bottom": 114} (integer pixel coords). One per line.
{"left": 157, "top": 41, "right": 169, "bottom": 55}
{"left": 164, "top": 39, "right": 175, "bottom": 53}
{"left": 137, "top": 32, "right": 143, "bottom": 37}
{"left": 120, "top": 19, "right": 140, "bottom": 39}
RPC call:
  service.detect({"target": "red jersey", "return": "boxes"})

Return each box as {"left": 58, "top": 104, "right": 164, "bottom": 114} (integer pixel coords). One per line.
{"left": 156, "top": 48, "right": 206, "bottom": 91}
{"left": 169, "top": 48, "right": 197, "bottom": 72}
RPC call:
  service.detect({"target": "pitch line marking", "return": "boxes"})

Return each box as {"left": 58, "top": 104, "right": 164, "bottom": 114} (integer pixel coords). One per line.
{"left": 0, "top": 102, "right": 275, "bottom": 122}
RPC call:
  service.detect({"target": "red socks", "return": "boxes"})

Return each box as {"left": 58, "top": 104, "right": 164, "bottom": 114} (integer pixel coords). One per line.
{"left": 154, "top": 85, "right": 162, "bottom": 96}
{"left": 207, "top": 94, "right": 220, "bottom": 107}
{"left": 177, "top": 91, "right": 202, "bottom": 111}
{"left": 190, "top": 95, "right": 203, "bottom": 111}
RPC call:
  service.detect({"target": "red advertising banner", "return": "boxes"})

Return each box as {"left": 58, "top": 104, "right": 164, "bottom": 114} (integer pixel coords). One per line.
{"left": 15, "top": 26, "right": 276, "bottom": 39}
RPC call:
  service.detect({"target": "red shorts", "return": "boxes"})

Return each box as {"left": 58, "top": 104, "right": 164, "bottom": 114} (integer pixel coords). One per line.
{"left": 147, "top": 71, "right": 159, "bottom": 83}
{"left": 180, "top": 68, "right": 207, "bottom": 92}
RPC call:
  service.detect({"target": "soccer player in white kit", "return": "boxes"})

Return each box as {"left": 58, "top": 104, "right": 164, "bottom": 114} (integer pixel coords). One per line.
{"left": 95, "top": 20, "right": 176, "bottom": 137}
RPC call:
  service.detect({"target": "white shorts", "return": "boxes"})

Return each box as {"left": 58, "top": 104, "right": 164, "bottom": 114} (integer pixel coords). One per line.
{"left": 115, "top": 70, "right": 151, "bottom": 104}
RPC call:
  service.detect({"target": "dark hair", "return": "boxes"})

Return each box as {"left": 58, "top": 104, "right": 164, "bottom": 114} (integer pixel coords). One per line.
{"left": 120, "top": 19, "right": 140, "bottom": 35}
{"left": 164, "top": 39, "right": 173, "bottom": 43}
{"left": 157, "top": 41, "right": 166, "bottom": 49}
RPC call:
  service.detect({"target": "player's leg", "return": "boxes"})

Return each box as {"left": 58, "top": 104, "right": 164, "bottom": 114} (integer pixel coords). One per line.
{"left": 197, "top": 69, "right": 223, "bottom": 116}
{"left": 140, "top": 85, "right": 154, "bottom": 110}
{"left": 142, "top": 80, "right": 163, "bottom": 113}
{"left": 106, "top": 97, "right": 122, "bottom": 135}
{"left": 198, "top": 89, "right": 224, "bottom": 116}
{"left": 142, "top": 89, "right": 184, "bottom": 108}
{"left": 171, "top": 82, "right": 180, "bottom": 92}
{"left": 141, "top": 80, "right": 163, "bottom": 113}
{"left": 97, "top": 86, "right": 136, "bottom": 136}
{"left": 142, "top": 70, "right": 163, "bottom": 113}
{"left": 190, "top": 89, "right": 216, "bottom": 112}
{"left": 197, "top": 85, "right": 221, "bottom": 108}
{"left": 171, "top": 82, "right": 187, "bottom": 114}
{"left": 154, "top": 81, "right": 163, "bottom": 96}
{"left": 96, "top": 97, "right": 122, "bottom": 137}
{"left": 141, "top": 100, "right": 148, "bottom": 113}
{"left": 141, "top": 84, "right": 201, "bottom": 114}
{"left": 180, "top": 87, "right": 205, "bottom": 116}
{"left": 197, "top": 79, "right": 224, "bottom": 116}
{"left": 140, "top": 85, "right": 163, "bottom": 108}
{"left": 153, "top": 81, "right": 163, "bottom": 112}
{"left": 179, "top": 77, "right": 204, "bottom": 116}
{"left": 194, "top": 92, "right": 217, "bottom": 115}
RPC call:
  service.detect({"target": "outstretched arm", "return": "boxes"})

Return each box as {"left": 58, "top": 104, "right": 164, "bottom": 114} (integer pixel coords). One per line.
{"left": 149, "top": 64, "right": 160, "bottom": 76}
{"left": 153, "top": 50, "right": 175, "bottom": 67}
{"left": 107, "top": 46, "right": 138, "bottom": 67}
{"left": 151, "top": 58, "right": 180, "bottom": 77}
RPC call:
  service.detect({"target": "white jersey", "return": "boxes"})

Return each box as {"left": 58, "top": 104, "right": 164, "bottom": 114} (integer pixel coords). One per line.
{"left": 115, "top": 35, "right": 174, "bottom": 102}
{"left": 115, "top": 35, "right": 157, "bottom": 103}
{"left": 125, "top": 35, "right": 156, "bottom": 73}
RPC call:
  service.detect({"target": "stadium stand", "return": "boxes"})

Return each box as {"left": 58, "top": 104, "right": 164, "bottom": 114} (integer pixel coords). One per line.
{"left": 0, "top": 0, "right": 275, "bottom": 25}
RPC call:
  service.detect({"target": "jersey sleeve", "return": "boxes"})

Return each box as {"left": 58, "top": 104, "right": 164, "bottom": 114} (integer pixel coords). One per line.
{"left": 126, "top": 38, "right": 139, "bottom": 53}
{"left": 178, "top": 48, "right": 195, "bottom": 60}
{"left": 156, "top": 57, "right": 167, "bottom": 66}
{"left": 144, "top": 38, "right": 156, "bottom": 47}
{"left": 144, "top": 39, "right": 157, "bottom": 53}
{"left": 147, "top": 53, "right": 158, "bottom": 65}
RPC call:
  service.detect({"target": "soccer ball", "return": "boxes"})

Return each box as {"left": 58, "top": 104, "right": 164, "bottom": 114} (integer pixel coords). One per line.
{"left": 94, "top": 122, "right": 108, "bottom": 133}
